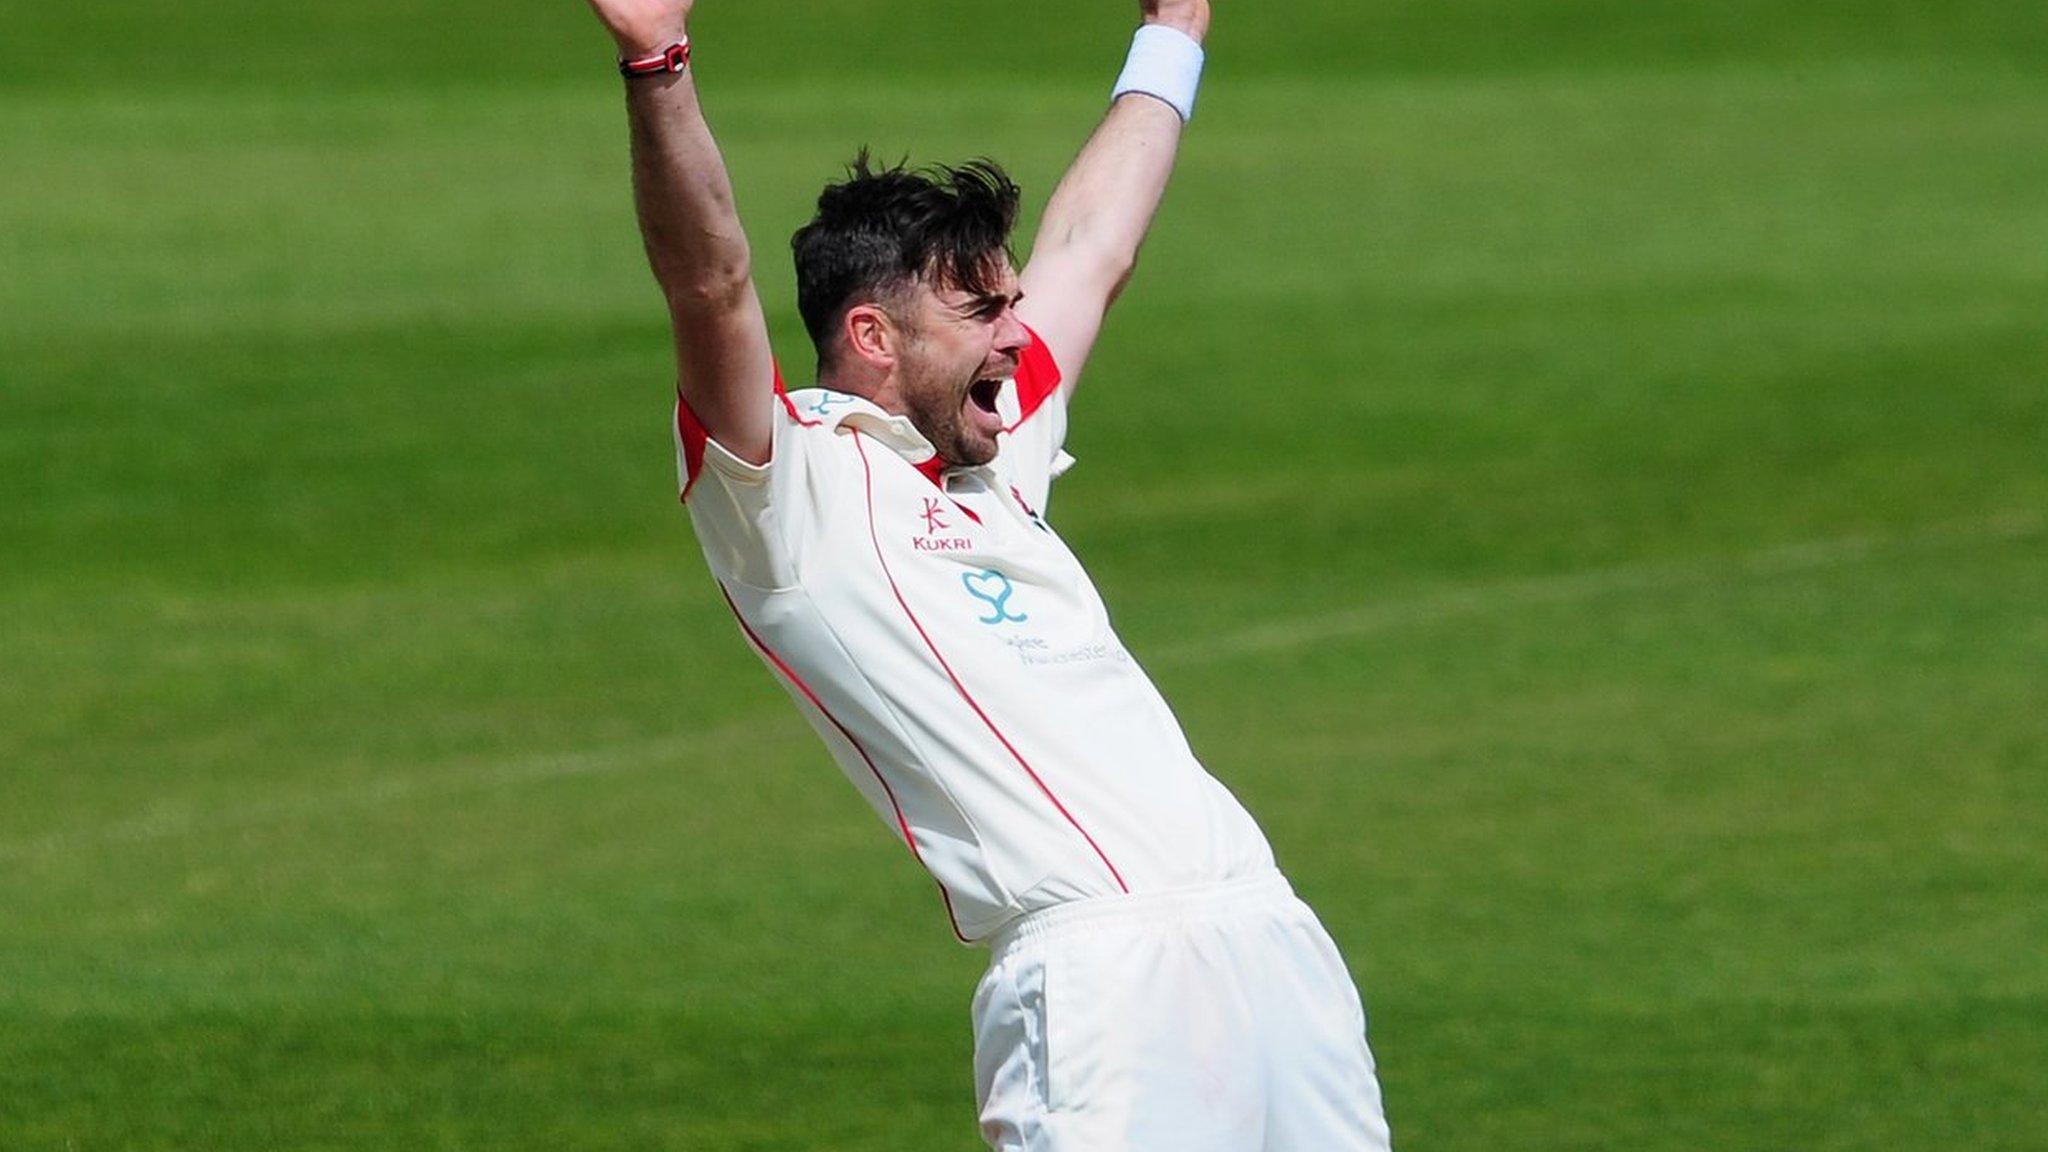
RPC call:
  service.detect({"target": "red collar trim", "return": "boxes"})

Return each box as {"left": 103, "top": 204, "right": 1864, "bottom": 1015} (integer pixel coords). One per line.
{"left": 913, "top": 455, "right": 948, "bottom": 488}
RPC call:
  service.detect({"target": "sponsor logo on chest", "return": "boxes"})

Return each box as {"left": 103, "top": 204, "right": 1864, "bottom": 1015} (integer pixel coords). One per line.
{"left": 911, "top": 496, "right": 978, "bottom": 553}
{"left": 908, "top": 500, "right": 1130, "bottom": 668}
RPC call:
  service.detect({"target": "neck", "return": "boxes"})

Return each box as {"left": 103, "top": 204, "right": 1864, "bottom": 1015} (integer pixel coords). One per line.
{"left": 820, "top": 361, "right": 905, "bottom": 416}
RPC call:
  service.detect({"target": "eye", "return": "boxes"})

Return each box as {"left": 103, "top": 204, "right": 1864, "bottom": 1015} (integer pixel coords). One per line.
{"left": 974, "top": 292, "right": 1020, "bottom": 320}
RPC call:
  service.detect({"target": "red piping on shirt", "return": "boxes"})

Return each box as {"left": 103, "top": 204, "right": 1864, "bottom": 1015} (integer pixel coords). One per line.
{"left": 853, "top": 431, "right": 1130, "bottom": 895}
{"left": 719, "top": 584, "right": 969, "bottom": 944}
{"left": 777, "top": 384, "right": 821, "bottom": 428}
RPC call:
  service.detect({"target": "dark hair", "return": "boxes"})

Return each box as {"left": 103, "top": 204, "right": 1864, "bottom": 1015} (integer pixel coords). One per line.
{"left": 792, "top": 151, "right": 1021, "bottom": 368}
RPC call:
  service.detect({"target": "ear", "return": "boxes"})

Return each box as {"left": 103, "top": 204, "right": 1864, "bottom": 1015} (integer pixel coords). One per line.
{"left": 842, "top": 303, "right": 899, "bottom": 370}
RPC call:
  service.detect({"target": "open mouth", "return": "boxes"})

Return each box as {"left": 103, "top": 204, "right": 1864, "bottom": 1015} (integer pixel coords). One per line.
{"left": 968, "top": 377, "right": 1003, "bottom": 416}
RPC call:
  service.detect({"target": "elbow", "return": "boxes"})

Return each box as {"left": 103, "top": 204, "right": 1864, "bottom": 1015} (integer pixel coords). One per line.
{"left": 662, "top": 259, "right": 755, "bottom": 315}
{"left": 1081, "top": 243, "right": 1140, "bottom": 305}
{"left": 1107, "top": 248, "right": 1140, "bottom": 296}
{"left": 1095, "top": 245, "right": 1139, "bottom": 291}
{"left": 1063, "top": 222, "right": 1141, "bottom": 281}
{"left": 1105, "top": 261, "right": 1137, "bottom": 307}
{"left": 1043, "top": 232, "right": 1140, "bottom": 298}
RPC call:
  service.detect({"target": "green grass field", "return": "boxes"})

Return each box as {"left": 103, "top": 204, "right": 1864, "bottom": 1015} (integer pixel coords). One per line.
{"left": 4, "top": 2, "right": 2045, "bottom": 1148}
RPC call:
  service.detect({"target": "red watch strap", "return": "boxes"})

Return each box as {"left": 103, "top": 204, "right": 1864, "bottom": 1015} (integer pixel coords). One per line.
{"left": 619, "top": 38, "right": 691, "bottom": 77}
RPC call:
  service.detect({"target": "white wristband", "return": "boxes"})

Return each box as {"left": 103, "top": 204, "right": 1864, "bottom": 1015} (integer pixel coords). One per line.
{"left": 1112, "top": 24, "right": 1205, "bottom": 123}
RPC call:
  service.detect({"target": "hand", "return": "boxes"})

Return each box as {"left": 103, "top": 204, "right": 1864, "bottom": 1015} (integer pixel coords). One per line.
{"left": 584, "top": 0, "right": 694, "bottom": 57}
{"left": 1141, "top": 0, "right": 1210, "bottom": 43}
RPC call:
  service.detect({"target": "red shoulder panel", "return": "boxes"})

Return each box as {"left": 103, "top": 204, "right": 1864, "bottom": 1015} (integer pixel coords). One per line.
{"left": 678, "top": 362, "right": 790, "bottom": 501}
{"left": 675, "top": 393, "right": 709, "bottom": 502}
{"left": 1007, "top": 327, "right": 1064, "bottom": 432}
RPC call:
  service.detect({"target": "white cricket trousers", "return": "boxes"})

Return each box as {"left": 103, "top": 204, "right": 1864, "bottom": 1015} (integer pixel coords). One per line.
{"left": 970, "top": 871, "right": 1393, "bottom": 1151}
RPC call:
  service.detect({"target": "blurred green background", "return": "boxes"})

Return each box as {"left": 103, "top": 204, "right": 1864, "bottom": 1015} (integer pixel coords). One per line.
{"left": 3, "top": 1, "right": 2044, "bottom": 1148}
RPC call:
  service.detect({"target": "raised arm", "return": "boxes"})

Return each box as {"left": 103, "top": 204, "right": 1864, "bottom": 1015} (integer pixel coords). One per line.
{"left": 587, "top": 0, "right": 776, "bottom": 464}
{"left": 1017, "top": 0, "right": 1211, "bottom": 383}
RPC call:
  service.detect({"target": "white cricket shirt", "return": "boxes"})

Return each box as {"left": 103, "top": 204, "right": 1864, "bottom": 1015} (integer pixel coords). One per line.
{"left": 675, "top": 331, "right": 1275, "bottom": 942}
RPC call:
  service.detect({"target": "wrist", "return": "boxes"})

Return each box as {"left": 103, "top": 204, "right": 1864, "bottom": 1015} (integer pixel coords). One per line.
{"left": 619, "top": 33, "right": 692, "bottom": 78}
{"left": 1142, "top": 16, "right": 1207, "bottom": 45}
{"left": 1142, "top": 0, "right": 1210, "bottom": 44}
{"left": 613, "top": 24, "right": 687, "bottom": 60}
{"left": 1113, "top": 24, "right": 1205, "bottom": 122}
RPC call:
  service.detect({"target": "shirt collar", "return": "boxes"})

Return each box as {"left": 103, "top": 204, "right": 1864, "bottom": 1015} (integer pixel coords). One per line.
{"left": 787, "top": 386, "right": 970, "bottom": 488}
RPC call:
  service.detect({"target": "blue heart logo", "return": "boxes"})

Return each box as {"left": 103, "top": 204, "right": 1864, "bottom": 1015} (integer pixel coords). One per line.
{"left": 808, "top": 391, "right": 856, "bottom": 417}
{"left": 962, "top": 569, "right": 1028, "bottom": 625}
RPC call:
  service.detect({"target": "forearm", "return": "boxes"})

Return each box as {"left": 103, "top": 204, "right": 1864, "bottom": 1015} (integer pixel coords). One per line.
{"left": 588, "top": 0, "right": 774, "bottom": 461}
{"left": 1028, "top": 93, "right": 1185, "bottom": 291}
{"left": 1017, "top": 5, "right": 1208, "bottom": 372}
{"left": 625, "top": 72, "right": 753, "bottom": 308}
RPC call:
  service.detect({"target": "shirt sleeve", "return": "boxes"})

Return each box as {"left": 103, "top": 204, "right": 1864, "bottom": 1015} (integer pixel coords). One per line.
{"left": 995, "top": 326, "right": 1077, "bottom": 514}
{"left": 674, "top": 375, "right": 842, "bottom": 592}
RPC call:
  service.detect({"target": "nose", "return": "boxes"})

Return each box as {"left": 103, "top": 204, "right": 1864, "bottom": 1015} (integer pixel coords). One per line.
{"left": 995, "top": 305, "right": 1030, "bottom": 357}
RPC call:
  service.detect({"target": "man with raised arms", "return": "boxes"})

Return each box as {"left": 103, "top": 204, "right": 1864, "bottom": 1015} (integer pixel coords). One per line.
{"left": 580, "top": 0, "right": 1394, "bottom": 1145}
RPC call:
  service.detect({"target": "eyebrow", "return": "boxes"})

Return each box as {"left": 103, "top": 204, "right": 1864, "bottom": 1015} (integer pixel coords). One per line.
{"left": 962, "top": 290, "right": 1024, "bottom": 315}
